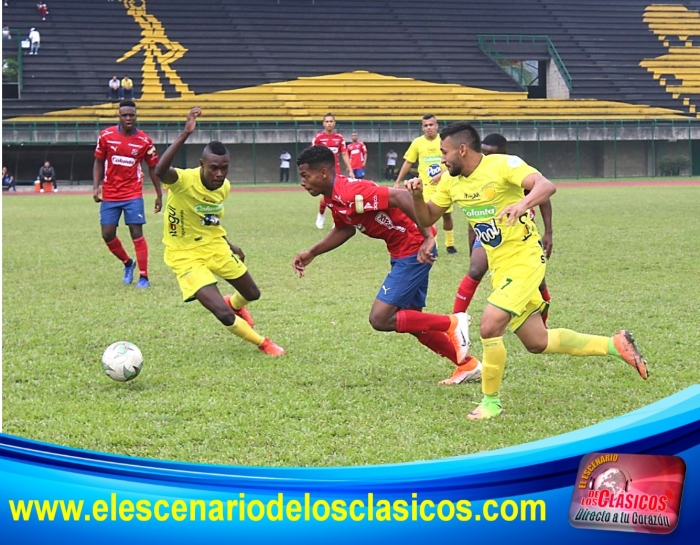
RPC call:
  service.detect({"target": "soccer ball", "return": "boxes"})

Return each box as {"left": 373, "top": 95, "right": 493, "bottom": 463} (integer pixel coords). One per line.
{"left": 101, "top": 341, "right": 144, "bottom": 382}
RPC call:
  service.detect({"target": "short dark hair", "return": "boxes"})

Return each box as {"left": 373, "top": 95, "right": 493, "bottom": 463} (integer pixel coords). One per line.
{"left": 204, "top": 141, "right": 228, "bottom": 156}
{"left": 440, "top": 122, "right": 481, "bottom": 152}
{"left": 422, "top": 113, "right": 436, "bottom": 121}
{"left": 323, "top": 112, "right": 335, "bottom": 120}
{"left": 482, "top": 133, "right": 508, "bottom": 153}
{"left": 297, "top": 145, "right": 334, "bottom": 168}
{"left": 119, "top": 99, "right": 136, "bottom": 110}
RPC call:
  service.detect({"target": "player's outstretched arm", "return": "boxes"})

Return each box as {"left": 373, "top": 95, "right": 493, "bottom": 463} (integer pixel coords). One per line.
{"left": 155, "top": 107, "right": 202, "bottom": 184}
{"left": 292, "top": 227, "right": 355, "bottom": 277}
{"left": 498, "top": 174, "right": 556, "bottom": 226}
{"left": 392, "top": 160, "right": 413, "bottom": 189}
{"left": 224, "top": 237, "right": 245, "bottom": 262}
{"left": 148, "top": 166, "right": 163, "bottom": 213}
{"left": 539, "top": 198, "right": 553, "bottom": 259}
{"left": 404, "top": 177, "right": 445, "bottom": 227}
{"left": 341, "top": 151, "right": 353, "bottom": 175}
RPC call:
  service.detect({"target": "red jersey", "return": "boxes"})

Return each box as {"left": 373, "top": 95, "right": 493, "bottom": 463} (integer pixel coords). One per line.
{"left": 325, "top": 176, "right": 426, "bottom": 259}
{"left": 312, "top": 131, "right": 347, "bottom": 175}
{"left": 94, "top": 126, "right": 159, "bottom": 201}
{"left": 347, "top": 141, "right": 367, "bottom": 170}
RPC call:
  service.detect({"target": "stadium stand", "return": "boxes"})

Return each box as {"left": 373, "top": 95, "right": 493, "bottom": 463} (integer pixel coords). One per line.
{"left": 1, "top": 0, "right": 697, "bottom": 122}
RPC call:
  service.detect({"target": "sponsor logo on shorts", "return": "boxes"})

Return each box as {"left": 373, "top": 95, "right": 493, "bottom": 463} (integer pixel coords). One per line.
{"left": 111, "top": 155, "right": 136, "bottom": 167}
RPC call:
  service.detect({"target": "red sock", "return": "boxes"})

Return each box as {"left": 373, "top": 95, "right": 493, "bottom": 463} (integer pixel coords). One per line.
{"left": 417, "top": 331, "right": 458, "bottom": 364}
{"left": 540, "top": 286, "right": 551, "bottom": 327}
{"left": 540, "top": 286, "right": 551, "bottom": 303}
{"left": 396, "top": 309, "right": 452, "bottom": 333}
{"left": 453, "top": 275, "right": 480, "bottom": 313}
{"left": 132, "top": 236, "right": 149, "bottom": 277}
{"left": 105, "top": 237, "right": 130, "bottom": 264}
{"left": 318, "top": 199, "right": 327, "bottom": 214}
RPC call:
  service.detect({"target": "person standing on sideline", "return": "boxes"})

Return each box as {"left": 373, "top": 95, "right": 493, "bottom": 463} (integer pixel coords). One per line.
{"left": 154, "top": 107, "right": 285, "bottom": 357}
{"left": 28, "top": 27, "right": 40, "bottom": 55}
{"left": 347, "top": 132, "right": 368, "bottom": 179}
{"left": 394, "top": 114, "right": 458, "bottom": 254}
{"left": 406, "top": 121, "right": 648, "bottom": 420}
{"left": 93, "top": 99, "right": 163, "bottom": 288}
{"left": 38, "top": 161, "right": 57, "bottom": 192}
{"left": 385, "top": 149, "right": 398, "bottom": 180}
{"left": 293, "top": 146, "right": 477, "bottom": 380}
{"left": 279, "top": 149, "right": 292, "bottom": 183}
{"left": 311, "top": 112, "right": 352, "bottom": 229}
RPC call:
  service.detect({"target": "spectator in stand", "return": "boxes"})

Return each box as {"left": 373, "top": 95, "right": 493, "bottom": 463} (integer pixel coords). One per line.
{"left": 37, "top": 2, "right": 49, "bottom": 21}
{"left": 120, "top": 75, "right": 134, "bottom": 99}
{"left": 3, "top": 167, "right": 17, "bottom": 192}
{"left": 279, "top": 149, "right": 292, "bottom": 183}
{"left": 3, "top": 26, "right": 11, "bottom": 41}
{"left": 38, "top": 161, "right": 57, "bottom": 193}
{"left": 108, "top": 76, "right": 120, "bottom": 100}
{"left": 28, "top": 28, "right": 40, "bottom": 55}
{"left": 385, "top": 149, "right": 398, "bottom": 180}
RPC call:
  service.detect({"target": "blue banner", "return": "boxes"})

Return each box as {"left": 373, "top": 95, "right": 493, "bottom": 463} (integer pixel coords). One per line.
{"left": 2, "top": 386, "right": 699, "bottom": 544}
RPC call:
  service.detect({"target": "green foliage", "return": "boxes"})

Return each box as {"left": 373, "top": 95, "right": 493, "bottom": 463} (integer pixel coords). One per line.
{"left": 2, "top": 57, "right": 18, "bottom": 84}
{"left": 2, "top": 186, "right": 700, "bottom": 466}
{"left": 658, "top": 155, "right": 689, "bottom": 176}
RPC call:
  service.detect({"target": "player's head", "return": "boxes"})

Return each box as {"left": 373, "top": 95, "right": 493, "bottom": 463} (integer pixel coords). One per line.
{"left": 351, "top": 132, "right": 358, "bottom": 142}
{"left": 323, "top": 113, "right": 336, "bottom": 133}
{"left": 421, "top": 114, "right": 439, "bottom": 140}
{"left": 482, "top": 133, "right": 508, "bottom": 155}
{"left": 439, "top": 122, "right": 482, "bottom": 177}
{"left": 118, "top": 100, "right": 137, "bottom": 132}
{"left": 296, "top": 145, "right": 335, "bottom": 197}
{"left": 200, "top": 141, "right": 229, "bottom": 190}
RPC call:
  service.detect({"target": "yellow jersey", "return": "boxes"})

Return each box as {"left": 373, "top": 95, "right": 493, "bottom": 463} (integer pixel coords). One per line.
{"left": 432, "top": 154, "right": 542, "bottom": 270}
{"left": 162, "top": 167, "right": 230, "bottom": 250}
{"left": 403, "top": 135, "right": 443, "bottom": 184}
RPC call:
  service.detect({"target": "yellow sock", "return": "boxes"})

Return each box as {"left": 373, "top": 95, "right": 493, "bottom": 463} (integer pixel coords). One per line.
{"left": 226, "top": 319, "right": 264, "bottom": 346}
{"left": 481, "top": 336, "right": 506, "bottom": 396}
{"left": 228, "top": 291, "right": 250, "bottom": 311}
{"left": 444, "top": 229, "right": 455, "bottom": 247}
{"left": 543, "top": 328, "right": 610, "bottom": 356}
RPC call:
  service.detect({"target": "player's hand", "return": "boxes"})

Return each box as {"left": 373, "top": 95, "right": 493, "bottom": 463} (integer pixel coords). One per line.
{"left": 228, "top": 243, "right": 245, "bottom": 262}
{"left": 497, "top": 201, "right": 528, "bottom": 226}
{"left": 541, "top": 232, "right": 553, "bottom": 259}
{"left": 184, "top": 107, "right": 202, "bottom": 134}
{"left": 292, "top": 251, "right": 314, "bottom": 278}
{"left": 93, "top": 189, "right": 102, "bottom": 203}
{"left": 417, "top": 236, "right": 437, "bottom": 264}
{"left": 154, "top": 195, "right": 162, "bottom": 213}
{"left": 392, "top": 180, "right": 402, "bottom": 190}
{"left": 404, "top": 177, "right": 423, "bottom": 196}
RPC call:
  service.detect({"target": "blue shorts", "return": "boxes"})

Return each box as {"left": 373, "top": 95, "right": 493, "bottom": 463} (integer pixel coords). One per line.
{"left": 352, "top": 168, "right": 366, "bottom": 179}
{"left": 100, "top": 198, "right": 146, "bottom": 226}
{"left": 376, "top": 249, "right": 435, "bottom": 309}
{"left": 472, "top": 237, "right": 483, "bottom": 250}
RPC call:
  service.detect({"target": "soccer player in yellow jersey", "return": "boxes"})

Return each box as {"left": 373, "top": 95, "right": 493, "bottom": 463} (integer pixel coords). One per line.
{"left": 406, "top": 122, "right": 648, "bottom": 420}
{"left": 394, "top": 114, "right": 457, "bottom": 254}
{"left": 154, "top": 107, "right": 285, "bottom": 356}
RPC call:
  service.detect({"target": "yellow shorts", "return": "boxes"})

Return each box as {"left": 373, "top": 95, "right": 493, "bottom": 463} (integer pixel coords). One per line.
{"left": 164, "top": 238, "right": 248, "bottom": 302}
{"left": 424, "top": 183, "right": 453, "bottom": 214}
{"left": 488, "top": 258, "right": 547, "bottom": 331}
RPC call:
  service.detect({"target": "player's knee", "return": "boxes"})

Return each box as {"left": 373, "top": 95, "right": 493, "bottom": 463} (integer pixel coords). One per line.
{"left": 368, "top": 313, "right": 392, "bottom": 332}
{"left": 245, "top": 286, "right": 261, "bottom": 302}
{"left": 468, "top": 266, "right": 486, "bottom": 282}
{"left": 524, "top": 338, "right": 547, "bottom": 354}
{"left": 213, "top": 306, "right": 236, "bottom": 326}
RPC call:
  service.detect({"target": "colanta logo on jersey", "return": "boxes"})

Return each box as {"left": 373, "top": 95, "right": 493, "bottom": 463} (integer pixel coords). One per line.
{"left": 461, "top": 204, "right": 497, "bottom": 220}
{"left": 111, "top": 155, "right": 137, "bottom": 167}
{"left": 194, "top": 203, "right": 224, "bottom": 215}
{"left": 474, "top": 219, "right": 502, "bottom": 247}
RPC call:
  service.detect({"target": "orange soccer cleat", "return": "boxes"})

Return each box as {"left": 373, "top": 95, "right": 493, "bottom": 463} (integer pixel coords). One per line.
{"left": 258, "top": 338, "right": 286, "bottom": 356}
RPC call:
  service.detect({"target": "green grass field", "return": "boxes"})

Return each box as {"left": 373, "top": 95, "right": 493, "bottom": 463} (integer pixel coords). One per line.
{"left": 2, "top": 184, "right": 699, "bottom": 467}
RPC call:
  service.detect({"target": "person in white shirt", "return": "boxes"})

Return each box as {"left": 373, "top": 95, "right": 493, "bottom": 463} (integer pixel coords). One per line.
{"left": 28, "top": 27, "right": 40, "bottom": 55}
{"left": 385, "top": 149, "right": 398, "bottom": 180}
{"left": 279, "top": 149, "right": 292, "bottom": 183}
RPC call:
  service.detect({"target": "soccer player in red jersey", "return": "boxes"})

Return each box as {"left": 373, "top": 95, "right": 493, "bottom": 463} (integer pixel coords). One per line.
{"left": 293, "top": 146, "right": 479, "bottom": 383}
{"left": 93, "top": 100, "right": 163, "bottom": 288}
{"left": 311, "top": 113, "right": 353, "bottom": 229}
{"left": 347, "top": 132, "right": 368, "bottom": 179}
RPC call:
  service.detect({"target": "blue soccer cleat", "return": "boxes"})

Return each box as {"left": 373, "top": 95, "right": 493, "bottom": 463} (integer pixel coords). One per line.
{"left": 136, "top": 277, "right": 150, "bottom": 289}
{"left": 123, "top": 260, "right": 136, "bottom": 284}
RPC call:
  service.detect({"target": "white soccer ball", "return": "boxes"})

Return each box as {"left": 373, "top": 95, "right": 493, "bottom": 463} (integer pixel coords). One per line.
{"left": 101, "top": 341, "right": 144, "bottom": 382}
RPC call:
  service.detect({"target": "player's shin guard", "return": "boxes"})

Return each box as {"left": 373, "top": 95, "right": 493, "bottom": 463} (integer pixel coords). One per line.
{"left": 417, "top": 331, "right": 458, "bottom": 364}
{"left": 228, "top": 291, "right": 250, "bottom": 310}
{"left": 106, "top": 237, "right": 130, "bottom": 263}
{"left": 453, "top": 275, "right": 480, "bottom": 314}
{"left": 226, "top": 318, "right": 264, "bottom": 346}
{"left": 132, "top": 236, "right": 149, "bottom": 278}
{"left": 543, "top": 328, "right": 609, "bottom": 357}
{"left": 481, "top": 336, "right": 506, "bottom": 396}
